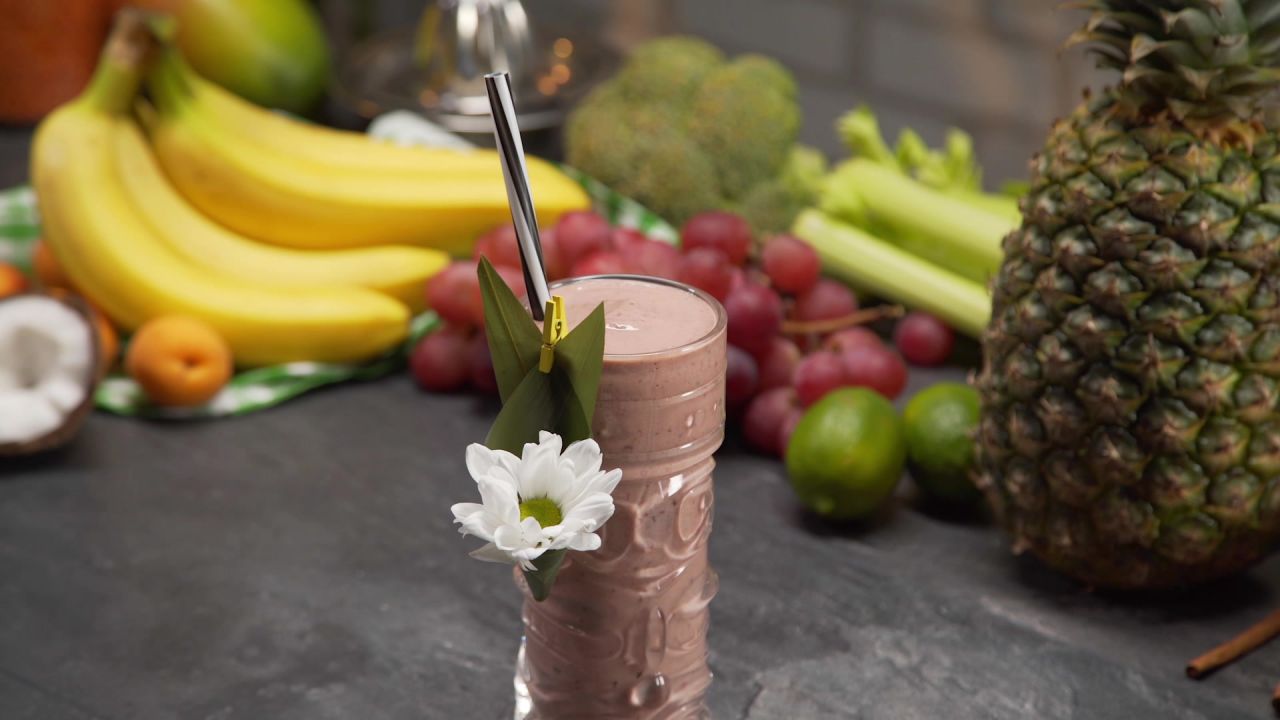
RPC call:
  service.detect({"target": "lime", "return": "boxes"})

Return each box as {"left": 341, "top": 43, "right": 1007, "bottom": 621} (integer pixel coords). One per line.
{"left": 785, "top": 387, "right": 905, "bottom": 520}
{"left": 902, "top": 382, "right": 981, "bottom": 504}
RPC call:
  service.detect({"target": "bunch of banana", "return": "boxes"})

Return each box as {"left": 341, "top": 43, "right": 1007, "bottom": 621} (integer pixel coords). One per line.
{"left": 143, "top": 48, "right": 590, "bottom": 254}
{"left": 33, "top": 17, "right": 417, "bottom": 366}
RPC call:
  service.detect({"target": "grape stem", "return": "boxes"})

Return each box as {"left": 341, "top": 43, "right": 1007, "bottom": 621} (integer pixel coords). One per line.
{"left": 780, "top": 304, "right": 904, "bottom": 336}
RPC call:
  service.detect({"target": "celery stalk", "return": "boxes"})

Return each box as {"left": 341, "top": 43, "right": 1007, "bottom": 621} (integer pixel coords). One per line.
{"left": 826, "top": 159, "right": 1016, "bottom": 280}
{"left": 793, "top": 210, "right": 992, "bottom": 337}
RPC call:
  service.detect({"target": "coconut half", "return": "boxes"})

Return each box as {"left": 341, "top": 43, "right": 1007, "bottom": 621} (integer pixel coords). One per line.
{"left": 0, "top": 294, "right": 99, "bottom": 456}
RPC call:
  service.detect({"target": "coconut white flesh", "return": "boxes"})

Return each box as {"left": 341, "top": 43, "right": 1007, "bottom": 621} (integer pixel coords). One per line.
{"left": 0, "top": 296, "right": 95, "bottom": 445}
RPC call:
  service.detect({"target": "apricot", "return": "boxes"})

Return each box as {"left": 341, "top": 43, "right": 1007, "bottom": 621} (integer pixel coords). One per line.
{"left": 0, "top": 263, "right": 28, "bottom": 299}
{"left": 125, "top": 315, "right": 233, "bottom": 407}
{"left": 32, "top": 240, "right": 72, "bottom": 291}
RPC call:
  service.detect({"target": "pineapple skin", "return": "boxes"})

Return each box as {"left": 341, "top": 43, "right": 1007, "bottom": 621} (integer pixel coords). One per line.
{"left": 975, "top": 92, "right": 1280, "bottom": 589}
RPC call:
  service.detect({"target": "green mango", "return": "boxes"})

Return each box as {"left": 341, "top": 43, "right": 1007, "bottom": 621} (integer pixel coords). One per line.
{"left": 142, "top": 0, "right": 331, "bottom": 113}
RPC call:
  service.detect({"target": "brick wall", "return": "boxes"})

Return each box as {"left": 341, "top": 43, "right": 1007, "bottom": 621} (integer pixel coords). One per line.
{"left": 666, "top": 0, "right": 1109, "bottom": 188}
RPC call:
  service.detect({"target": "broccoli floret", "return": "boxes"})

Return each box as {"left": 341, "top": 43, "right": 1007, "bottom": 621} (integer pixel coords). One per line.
{"left": 725, "top": 53, "right": 797, "bottom": 100}
{"left": 621, "top": 131, "right": 723, "bottom": 227}
{"left": 563, "top": 36, "right": 805, "bottom": 227}
{"left": 737, "top": 146, "right": 828, "bottom": 234}
{"left": 685, "top": 60, "right": 800, "bottom": 198}
{"left": 612, "top": 35, "right": 724, "bottom": 106}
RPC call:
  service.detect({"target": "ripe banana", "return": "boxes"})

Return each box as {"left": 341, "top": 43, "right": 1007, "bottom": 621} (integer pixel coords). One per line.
{"left": 112, "top": 117, "right": 447, "bottom": 311}
{"left": 34, "top": 50, "right": 410, "bottom": 367}
{"left": 145, "top": 53, "right": 591, "bottom": 254}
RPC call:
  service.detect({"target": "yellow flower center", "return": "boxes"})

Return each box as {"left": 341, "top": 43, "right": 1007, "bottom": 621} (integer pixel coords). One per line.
{"left": 519, "top": 497, "right": 563, "bottom": 528}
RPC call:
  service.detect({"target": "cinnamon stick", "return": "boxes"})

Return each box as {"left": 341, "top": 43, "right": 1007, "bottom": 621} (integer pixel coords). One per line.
{"left": 1186, "top": 608, "right": 1280, "bottom": 679}
{"left": 781, "top": 305, "right": 904, "bottom": 336}
{"left": 1271, "top": 681, "right": 1280, "bottom": 716}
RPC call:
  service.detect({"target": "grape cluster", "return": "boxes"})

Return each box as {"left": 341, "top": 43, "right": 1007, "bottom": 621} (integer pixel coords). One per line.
{"left": 411, "top": 209, "right": 957, "bottom": 460}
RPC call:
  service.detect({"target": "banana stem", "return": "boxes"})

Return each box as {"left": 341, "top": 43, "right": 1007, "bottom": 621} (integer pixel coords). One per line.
{"left": 82, "top": 10, "right": 155, "bottom": 115}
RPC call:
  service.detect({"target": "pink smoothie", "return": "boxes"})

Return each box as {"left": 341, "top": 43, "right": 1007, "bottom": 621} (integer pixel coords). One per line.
{"left": 517, "top": 276, "right": 727, "bottom": 719}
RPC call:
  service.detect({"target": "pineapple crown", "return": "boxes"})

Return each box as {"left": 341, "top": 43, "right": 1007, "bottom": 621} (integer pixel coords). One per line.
{"left": 1068, "top": 0, "right": 1280, "bottom": 123}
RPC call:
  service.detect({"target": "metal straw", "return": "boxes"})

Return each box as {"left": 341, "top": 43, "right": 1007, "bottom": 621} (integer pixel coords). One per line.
{"left": 485, "top": 71, "right": 551, "bottom": 321}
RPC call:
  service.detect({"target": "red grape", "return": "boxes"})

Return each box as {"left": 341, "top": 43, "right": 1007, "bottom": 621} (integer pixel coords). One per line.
{"left": 757, "top": 336, "right": 802, "bottom": 391}
{"left": 619, "top": 239, "right": 682, "bottom": 279}
{"left": 822, "top": 327, "right": 882, "bottom": 354}
{"left": 555, "top": 211, "right": 613, "bottom": 267}
{"left": 611, "top": 227, "right": 648, "bottom": 252}
{"left": 894, "top": 312, "right": 956, "bottom": 366}
{"left": 728, "top": 267, "right": 747, "bottom": 294}
{"left": 841, "top": 344, "right": 908, "bottom": 399}
{"left": 743, "top": 387, "right": 800, "bottom": 456}
{"left": 469, "top": 332, "right": 498, "bottom": 394}
{"left": 778, "top": 408, "right": 804, "bottom": 455}
{"left": 761, "top": 235, "right": 821, "bottom": 294}
{"left": 726, "top": 346, "right": 760, "bottom": 412}
{"left": 679, "top": 247, "right": 734, "bottom": 300}
{"left": 410, "top": 328, "right": 471, "bottom": 392}
{"left": 472, "top": 224, "right": 523, "bottom": 268}
{"left": 793, "top": 351, "right": 848, "bottom": 407}
{"left": 681, "top": 211, "right": 753, "bottom": 265}
{"left": 792, "top": 279, "right": 858, "bottom": 323}
{"left": 724, "top": 282, "right": 784, "bottom": 356}
{"left": 425, "top": 261, "right": 483, "bottom": 328}
{"left": 539, "top": 228, "right": 568, "bottom": 281}
{"left": 571, "top": 251, "right": 627, "bottom": 277}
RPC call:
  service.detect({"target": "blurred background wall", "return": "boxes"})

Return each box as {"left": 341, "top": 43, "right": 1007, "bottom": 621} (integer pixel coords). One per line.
{"left": 321, "top": 0, "right": 1104, "bottom": 188}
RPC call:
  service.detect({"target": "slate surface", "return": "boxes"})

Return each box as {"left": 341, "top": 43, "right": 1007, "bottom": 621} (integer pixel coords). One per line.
{"left": 4, "top": 126, "right": 1280, "bottom": 719}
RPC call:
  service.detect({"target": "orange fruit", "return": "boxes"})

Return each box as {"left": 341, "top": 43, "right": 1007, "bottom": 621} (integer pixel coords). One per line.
{"left": 125, "top": 315, "right": 233, "bottom": 407}
{"left": 0, "top": 262, "right": 28, "bottom": 298}
{"left": 32, "top": 240, "right": 73, "bottom": 291}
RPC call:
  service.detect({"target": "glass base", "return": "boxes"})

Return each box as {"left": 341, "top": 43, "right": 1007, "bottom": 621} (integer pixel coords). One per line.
{"left": 513, "top": 637, "right": 533, "bottom": 720}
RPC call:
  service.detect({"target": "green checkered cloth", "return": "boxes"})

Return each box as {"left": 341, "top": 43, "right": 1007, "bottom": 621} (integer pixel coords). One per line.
{"left": 0, "top": 172, "right": 675, "bottom": 419}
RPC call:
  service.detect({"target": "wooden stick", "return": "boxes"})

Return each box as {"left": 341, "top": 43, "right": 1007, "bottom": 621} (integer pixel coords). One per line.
{"left": 1271, "top": 681, "right": 1280, "bottom": 716}
{"left": 780, "top": 305, "right": 904, "bottom": 336}
{"left": 1186, "top": 608, "right": 1280, "bottom": 679}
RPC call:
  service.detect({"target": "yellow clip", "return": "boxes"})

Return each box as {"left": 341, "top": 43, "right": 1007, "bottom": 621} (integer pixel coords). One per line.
{"left": 539, "top": 295, "right": 566, "bottom": 373}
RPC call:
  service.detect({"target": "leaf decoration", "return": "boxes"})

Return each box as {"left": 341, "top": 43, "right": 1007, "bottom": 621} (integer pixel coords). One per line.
{"left": 524, "top": 549, "right": 567, "bottom": 602}
{"left": 478, "top": 258, "right": 542, "bottom": 403}
{"left": 485, "top": 367, "right": 554, "bottom": 455}
{"left": 551, "top": 302, "right": 606, "bottom": 430}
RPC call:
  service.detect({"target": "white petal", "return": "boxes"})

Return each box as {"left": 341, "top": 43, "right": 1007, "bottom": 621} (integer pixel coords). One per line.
{"left": 563, "top": 493, "right": 615, "bottom": 531}
{"left": 450, "top": 502, "right": 485, "bottom": 524}
{"left": 595, "top": 468, "right": 623, "bottom": 496}
{"left": 517, "top": 447, "right": 558, "bottom": 501}
{"left": 477, "top": 475, "right": 520, "bottom": 526}
{"left": 494, "top": 523, "right": 527, "bottom": 552}
{"left": 545, "top": 462, "right": 585, "bottom": 507}
{"left": 562, "top": 438, "right": 603, "bottom": 476}
{"left": 519, "top": 516, "right": 545, "bottom": 544}
{"left": 469, "top": 543, "right": 515, "bottom": 564}
{"left": 465, "top": 443, "right": 503, "bottom": 481}
{"left": 568, "top": 532, "right": 601, "bottom": 552}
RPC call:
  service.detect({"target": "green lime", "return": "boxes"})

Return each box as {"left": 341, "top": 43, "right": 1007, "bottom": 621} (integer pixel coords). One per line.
{"left": 902, "top": 382, "right": 981, "bottom": 504}
{"left": 785, "top": 387, "right": 905, "bottom": 520}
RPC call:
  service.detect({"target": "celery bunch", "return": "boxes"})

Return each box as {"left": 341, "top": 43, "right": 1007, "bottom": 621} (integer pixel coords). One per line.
{"left": 793, "top": 107, "right": 1021, "bottom": 337}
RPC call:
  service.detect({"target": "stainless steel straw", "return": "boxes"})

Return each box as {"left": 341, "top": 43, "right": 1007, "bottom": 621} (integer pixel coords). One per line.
{"left": 485, "top": 71, "right": 551, "bottom": 321}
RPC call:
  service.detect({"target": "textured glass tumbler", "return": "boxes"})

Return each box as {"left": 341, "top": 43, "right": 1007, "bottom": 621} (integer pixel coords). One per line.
{"left": 513, "top": 276, "right": 727, "bottom": 719}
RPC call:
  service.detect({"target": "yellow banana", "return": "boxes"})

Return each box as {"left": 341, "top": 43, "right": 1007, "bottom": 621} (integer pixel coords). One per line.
{"left": 112, "top": 117, "right": 446, "bottom": 311}
{"left": 160, "top": 49, "right": 501, "bottom": 175}
{"left": 145, "top": 55, "right": 590, "bottom": 254}
{"left": 34, "top": 49, "right": 410, "bottom": 367}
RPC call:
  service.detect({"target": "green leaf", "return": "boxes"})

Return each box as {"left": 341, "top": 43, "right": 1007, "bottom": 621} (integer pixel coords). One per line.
{"left": 485, "top": 368, "right": 554, "bottom": 455}
{"left": 550, "top": 371, "right": 593, "bottom": 444}
{"left": 551, "top": 302, "right": 606, "bottom": 430}
{"left": 522, "top": 548, "right": 567, "bottom": 602}
{"left": 478, "top": 258, "right": 542, "bottom": 403}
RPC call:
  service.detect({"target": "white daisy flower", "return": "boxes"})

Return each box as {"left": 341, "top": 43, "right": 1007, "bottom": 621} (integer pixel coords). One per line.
{"left": 451, "top": 431, "right": 622, "bottom": 571}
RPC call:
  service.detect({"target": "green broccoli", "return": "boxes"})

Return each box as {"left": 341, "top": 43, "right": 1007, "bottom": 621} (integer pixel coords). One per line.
{"left": 738, "top": 146, "right": 828, "bottom": 234}
{"left": 611, "top": 36, "right": 724, "bottom": 106}
{"left": 685, "top": 58, "right": 800, "bottom": 198}
{"left": 564, "top": 36, "right": 808, "bottom": 228}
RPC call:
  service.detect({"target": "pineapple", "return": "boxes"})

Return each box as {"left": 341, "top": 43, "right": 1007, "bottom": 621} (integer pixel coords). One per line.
{"left": 975, "top": 0, "right": 1280, "bottom": 589}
